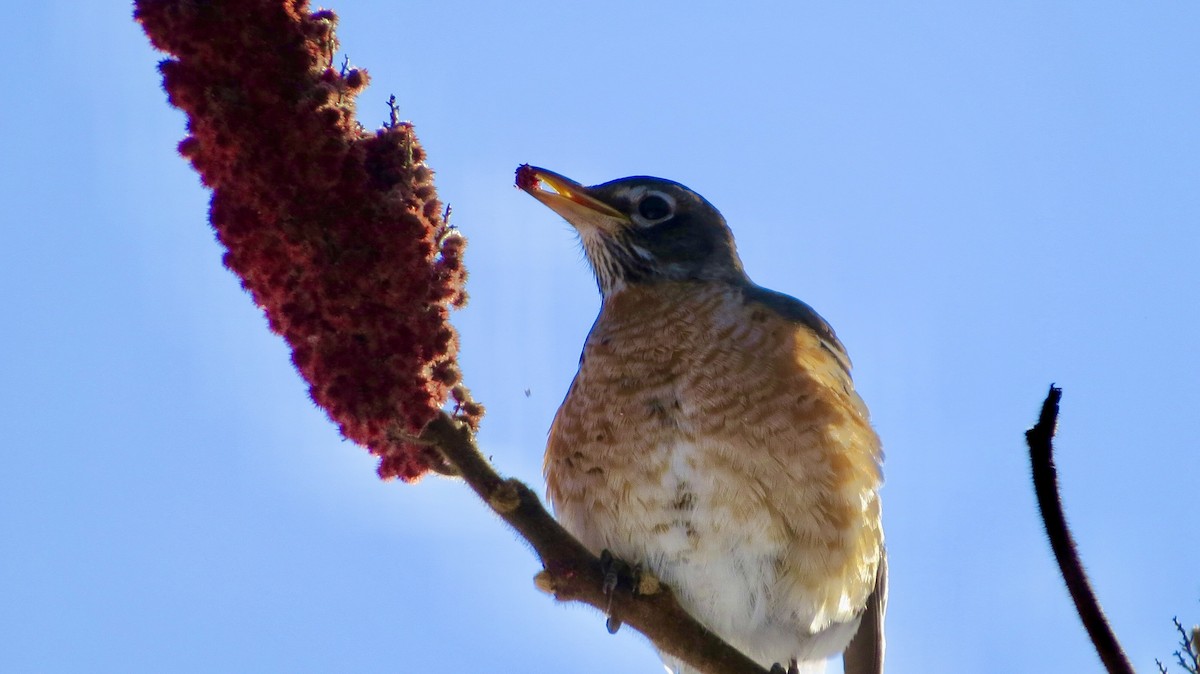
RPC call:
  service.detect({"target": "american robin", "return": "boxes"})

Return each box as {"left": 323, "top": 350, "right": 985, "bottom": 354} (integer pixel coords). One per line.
{"left": 517, "top": 165, "right": 886, "bottom": 674}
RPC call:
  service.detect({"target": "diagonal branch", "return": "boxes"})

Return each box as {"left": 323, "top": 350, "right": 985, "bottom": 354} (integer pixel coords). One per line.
{"left": 420, "top": 411, "right": 770, "bottom": 674}
{"left": 1026, "top": 385, "right": 1135, "bottom": 674}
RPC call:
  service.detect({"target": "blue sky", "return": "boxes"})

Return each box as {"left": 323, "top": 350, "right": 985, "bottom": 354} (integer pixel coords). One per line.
{"left": 3, "top": 2, "right": 1198, "bottom": 672}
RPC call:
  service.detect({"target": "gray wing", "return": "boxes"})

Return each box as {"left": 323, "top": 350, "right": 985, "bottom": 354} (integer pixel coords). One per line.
{"left": 842, "top": 549, "right": 887, "bottom": 674}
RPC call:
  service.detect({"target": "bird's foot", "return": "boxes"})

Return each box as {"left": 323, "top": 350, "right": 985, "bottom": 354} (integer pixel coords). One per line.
{"left": 599, "top": 549, "right": 630, "bottom": 634}
{"left": 768, "top": 659, "right": 800, "bottom": 674}
{"left": 598, "top": 550, "right": 664, "bottom": 634}
{"left": 605, "top": 550, "right": 668, "bottom": 633}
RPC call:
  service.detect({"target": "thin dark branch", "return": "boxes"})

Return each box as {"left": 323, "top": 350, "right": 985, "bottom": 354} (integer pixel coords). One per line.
{"left": 420, "top": 412, "right": 770, "bottom": 674}
{"left": 1026, "top": 385, "right": 1136, "bottom": 674}
{"left": 1173, "top": 617, "right": 1200, "bottom": 674}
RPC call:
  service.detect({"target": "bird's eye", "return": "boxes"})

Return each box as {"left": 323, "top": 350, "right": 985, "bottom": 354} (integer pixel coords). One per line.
{"left": 637, "top": 194, "right": 672, "bottom": 222}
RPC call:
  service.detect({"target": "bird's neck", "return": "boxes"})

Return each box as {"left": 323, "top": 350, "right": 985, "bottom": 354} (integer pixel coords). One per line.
{"left": 597, "top": 280, "right": 741, "bottom": 328}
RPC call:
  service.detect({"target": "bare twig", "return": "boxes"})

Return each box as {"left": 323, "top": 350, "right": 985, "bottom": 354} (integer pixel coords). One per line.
{"left": 1026, "top": 385, "right": 1136, "bottom": 674}
{"left": 1173, "top": 617, "right": 1200, "bottom": 674}
{"left": 420, "top": 412, "right": 770, "bottom": 674}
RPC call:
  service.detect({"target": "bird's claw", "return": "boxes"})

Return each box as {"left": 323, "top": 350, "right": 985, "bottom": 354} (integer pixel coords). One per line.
{"left": 601, "top": 549, "right": 622, "bottom": 596}
{"left": 768, "top": 660, "right": 800, "bottom": 674}
{"left": 599, "top": 549, "right": 637, "bottom": 634}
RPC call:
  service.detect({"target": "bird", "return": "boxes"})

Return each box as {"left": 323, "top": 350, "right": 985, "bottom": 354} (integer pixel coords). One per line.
{"left": 517, "top": 164, "right": 886, "bottom": 674}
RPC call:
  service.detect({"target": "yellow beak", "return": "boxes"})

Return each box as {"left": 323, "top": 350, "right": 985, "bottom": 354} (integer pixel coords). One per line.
{"left": 516, "top": 165, "right": 628, "bottom": 231}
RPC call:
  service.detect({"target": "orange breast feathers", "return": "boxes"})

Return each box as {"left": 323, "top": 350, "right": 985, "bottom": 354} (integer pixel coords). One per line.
{"left": 545, "top": 281, "right": 883, "bottom": 634}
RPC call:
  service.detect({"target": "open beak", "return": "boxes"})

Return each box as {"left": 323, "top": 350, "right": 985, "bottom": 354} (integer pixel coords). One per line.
{"left": 516, "top": 165, "right": 628, "bottom": 231}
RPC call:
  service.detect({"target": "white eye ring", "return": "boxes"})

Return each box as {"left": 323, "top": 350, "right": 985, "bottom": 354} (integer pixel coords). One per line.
{"left": 631, "top": 191, "right": 675, "bottom": 227}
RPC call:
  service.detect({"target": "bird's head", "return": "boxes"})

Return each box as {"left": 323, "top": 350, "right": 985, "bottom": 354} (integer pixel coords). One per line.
{"left": 517, "top": 165, "right": 747, "bottom": 296}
